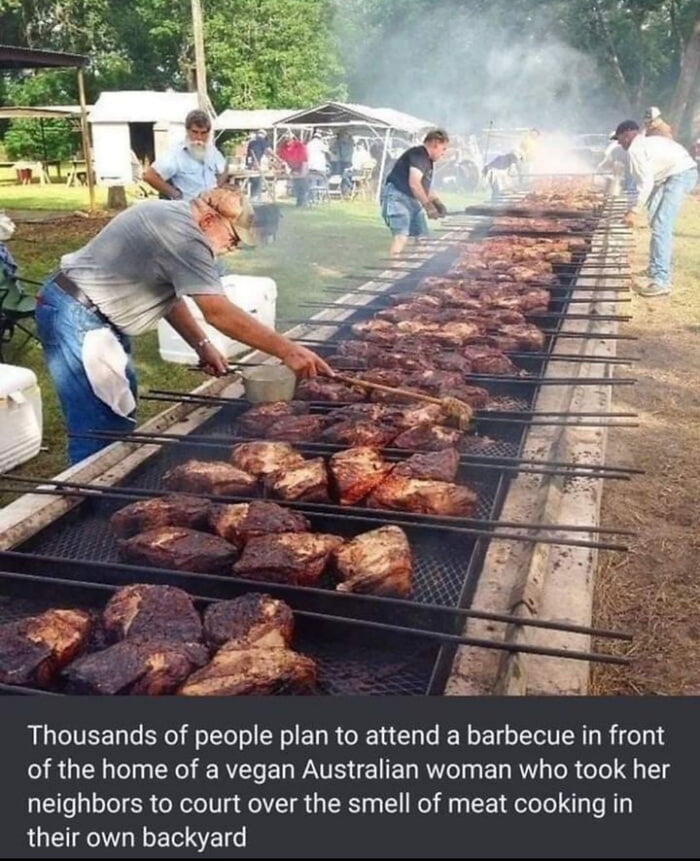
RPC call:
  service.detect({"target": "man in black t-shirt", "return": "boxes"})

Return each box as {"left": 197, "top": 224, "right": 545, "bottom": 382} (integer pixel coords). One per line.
{"left": 380, "top": 129, "right": 449, "bottom": 256}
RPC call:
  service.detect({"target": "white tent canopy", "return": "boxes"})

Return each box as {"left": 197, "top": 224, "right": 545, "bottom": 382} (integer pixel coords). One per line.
{"left": 214, "top": 108, "right": 293, "bottom": 132}
{"left": 89, "top": 90, "right": 201, "bottom": 124}
{"left": 274, "top": 101, "right": 435, "bottom": 135}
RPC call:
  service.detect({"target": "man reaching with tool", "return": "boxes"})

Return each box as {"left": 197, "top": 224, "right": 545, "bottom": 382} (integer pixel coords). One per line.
{"left": 380, "top": 129, "right": 449, "bottom": 257}
{"left": 612, "top": 119, "right": 697, "bottom": 297}
{"left": 35, "top": 187, "right": 331, "bottom": 464}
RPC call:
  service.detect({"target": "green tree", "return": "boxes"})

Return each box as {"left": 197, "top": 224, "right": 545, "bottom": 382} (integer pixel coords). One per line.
{"left": 4, "top": 117, "right": 77, "bottom": 160}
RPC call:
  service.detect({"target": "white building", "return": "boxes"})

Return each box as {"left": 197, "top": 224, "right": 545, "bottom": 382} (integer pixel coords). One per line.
{"left": 89, "top": 90, "right": 201, "bottom": 185}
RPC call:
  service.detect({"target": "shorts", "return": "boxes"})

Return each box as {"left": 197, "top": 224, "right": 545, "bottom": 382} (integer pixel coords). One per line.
{"left": 380, "top": 183, "right": 429, "bottom": 237}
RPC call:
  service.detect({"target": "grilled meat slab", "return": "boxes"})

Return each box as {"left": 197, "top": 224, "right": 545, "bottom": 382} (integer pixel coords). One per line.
{"left": 368, "top": 474, "right": 477, "bottom": 516}
{"left": 266, "top": 414, "right": 326, "bottom": 442}
{"left": 0, "top": 609, "right": 92, "bottom": 687}
{"left": 179, "top": 645, "right": 317, "bottom": 696}
{"left": 209, "top": 500, "right": 310, "bottom": 547}
{"left": 266, "top": 457, "right": 329, "bottom": 503}
{"left": 236, "top": 401, "right": 309, "bottom": 436}
{"left": 230, "top": 441, "right": 305, "bottom": 478}
{"left": 392, "top": 447, "right": 460, "bottom": 482}
{"left": 335, "top": 526, "right": 413, "bottom": 597}
{"left": 64, "top": 638, "right": 208, "bottom": 695}
{"left": 321, "top": 419, "right": 397, "bottom": 447}
{"left": 233, "top": 532, "right": 344, "bottom": 586}
{"left": 109, "top": 494, "right": 212, "bottom": 539}
{"left": 163, "top": 460, "right": 257, "bottom": 497}
{"left": 328, "top": 446, "right": 391, "bottom": 505}
{"left": 118, "top": 527, "right": 238, "bottom": 574}
{"left": 296, "top": 378, "right": 365, "bottom": 402}
{"left": 392, "top": 424, "right": 463, "bottom": 451}
{"left": 203, "top": 593, "right": 294, "bottom": 649}
{"left": 102, "top": 584, "right": 202, "bottom": 644}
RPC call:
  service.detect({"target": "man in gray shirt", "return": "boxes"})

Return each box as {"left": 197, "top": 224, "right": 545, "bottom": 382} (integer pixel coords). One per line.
{"left": 35, "top": 187, "right": 331, "bottom": 463}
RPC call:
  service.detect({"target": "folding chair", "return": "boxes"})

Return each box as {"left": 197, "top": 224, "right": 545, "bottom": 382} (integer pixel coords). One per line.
{"left": 0, "top": 243, "right": 39, "bottom": 362}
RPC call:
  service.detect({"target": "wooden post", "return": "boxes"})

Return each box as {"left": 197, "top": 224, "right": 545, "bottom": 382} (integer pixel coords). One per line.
{"left": 191, "top": 0, "right": 209, "bottom": 111}
{"left": 77, "top": 67, "right": 96, "bottom": 212}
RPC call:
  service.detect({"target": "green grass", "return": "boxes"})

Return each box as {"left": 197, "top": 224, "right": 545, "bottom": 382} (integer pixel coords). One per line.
{"left": 0, "top": 195, "right": 423, "bottom": 490}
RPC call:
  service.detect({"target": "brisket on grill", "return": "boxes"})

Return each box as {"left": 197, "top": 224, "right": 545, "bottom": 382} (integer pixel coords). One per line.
{"left": 109, "top": 494, "right": 212, "bottom": 538}
{"left": 203, "top": 593, "right": 294, "bottom": 650}
{"left": 178, "top": 644, "right": 317, "bottom": 696}
{"left": 0, "top": 609, "right": 92, "bottom": 687}
{"left": 209, "top": 500, "right": 310, "bottom": 547}
{"left": 236, "top": 401, "right": 309, "bottom": 437}
{"left": 102, "top": 584, "right": 203, "bottom": 644}
{"left": 233, "top": 532, "right": 344, "bottom": 586}
{"left": 64, "top": 638, "right": 208, "bottom": 695}
{"left": 163, "top": 460, "right": 257, "bottom": 497}
{"left": 265, "top": 457, "right": 329, "bottom": 503}
{"left": 266, "top": 414, "right": 326, "bottom": 442}
{"left": 230, "top": 441, "right": 305, "bottom": 478}
{"left": 320, "top": 419, "right": 398, "bottom": 447}
{"left": 391, "top": 447, "right": 460, "bottom": 482}
{"left": 296, "top": 378, "right": 365, "bottom": 402}
{"left": 118, "top": 526, "right": 238, "bottom": 574}
{"left": 334, "top": 526, "right": 413, "bottom": 597}
{"left": 392, "top": 424, "right": 463, "bottom": 451}
{"left": 328, "top": 446, "right": 391, "bottom": 505}
{"left": 368, "top": 473, "right": 477, "bottom": 516}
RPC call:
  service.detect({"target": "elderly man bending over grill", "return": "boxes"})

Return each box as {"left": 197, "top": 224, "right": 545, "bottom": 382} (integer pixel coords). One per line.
{"left": 613, "top": 119, "right": 698, "bottom": 297}
{"left": 35, "top": 187, "right": 331, "bottom": 464}
{"left": 380, "top": 129, "right": 449, "bottom": 257}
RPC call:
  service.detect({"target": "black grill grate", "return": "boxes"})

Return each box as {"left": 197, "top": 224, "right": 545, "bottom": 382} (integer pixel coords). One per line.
{"left": 3, "top": 226, "right": 595, "bottom": 695}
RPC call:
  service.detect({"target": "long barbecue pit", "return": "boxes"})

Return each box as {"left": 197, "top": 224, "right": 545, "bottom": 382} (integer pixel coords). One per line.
{"left": 0, "top": 179, "right": 637, "bottom": 696}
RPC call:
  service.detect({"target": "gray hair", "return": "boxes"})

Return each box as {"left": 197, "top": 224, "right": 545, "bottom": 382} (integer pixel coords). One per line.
{"left": 185, "top": 109, "right": 211, "bottom": 130}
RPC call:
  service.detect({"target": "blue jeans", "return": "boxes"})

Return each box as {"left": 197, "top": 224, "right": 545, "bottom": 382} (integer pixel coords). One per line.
{"left": 380, "top": 183, "right": 429, "bottom": 237}
{"left": 35, "top": 280, "right": 137, "bottom": 464}
{"left": 647, "top": 167, "right": 698, "bottom": 287}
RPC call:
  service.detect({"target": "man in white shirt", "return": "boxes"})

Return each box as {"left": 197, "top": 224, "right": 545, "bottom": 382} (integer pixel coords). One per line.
{"left": 613, "top": 119, "right": 697, "bottom": 297}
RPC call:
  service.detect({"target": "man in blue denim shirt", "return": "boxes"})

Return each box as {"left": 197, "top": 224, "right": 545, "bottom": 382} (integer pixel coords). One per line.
{"left": 35, "top": 187, "right": 331, "bottom": 464}
{"left": 143, "top": 109, "right": 227, "bottom": 201}
{"left": 613, "top": 119, "right": 698, "bottom": 297}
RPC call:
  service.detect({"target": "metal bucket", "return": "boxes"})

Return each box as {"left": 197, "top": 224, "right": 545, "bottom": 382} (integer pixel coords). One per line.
{"left": 240, "top": 365, "right": 297, "bottom": 403}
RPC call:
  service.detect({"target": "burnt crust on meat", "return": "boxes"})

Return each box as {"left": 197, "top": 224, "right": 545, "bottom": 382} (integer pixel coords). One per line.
{"left": 209, "top": 500, "right": 310, "bottom": 547}
{"left": 117, "top": 526, "right": 238, "bottom": 574}
{"left": 102, "top": 584, "right": 203, "bottom": 644}
{"left": 203, "top": 593, "right": 294, "bottom": 649}
{"left": 109, "top": 494, "right": 212, "bottom": 539}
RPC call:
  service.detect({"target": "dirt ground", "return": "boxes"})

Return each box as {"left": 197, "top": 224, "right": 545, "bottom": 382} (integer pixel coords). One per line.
{"left": 592, "top": 194, "right": 700, "bottom": 695}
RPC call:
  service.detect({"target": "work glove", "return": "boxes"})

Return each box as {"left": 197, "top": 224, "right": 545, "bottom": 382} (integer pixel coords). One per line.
{"left": 424, "top": 201, "right": 440, "bottom": 219}
{"left": 432, "top": 198, "right": 447, "bottom": 217}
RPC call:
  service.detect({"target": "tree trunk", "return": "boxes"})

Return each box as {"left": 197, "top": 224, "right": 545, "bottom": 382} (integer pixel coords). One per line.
{"left": 668, "top": 10, "right": 700, "bottom": 135}
{"left": 591, "top": 0, "right": 634, "bottom": 113}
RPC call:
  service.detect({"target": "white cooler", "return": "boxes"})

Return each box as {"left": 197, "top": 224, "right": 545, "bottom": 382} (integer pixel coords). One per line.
{"left": 157, "top": 274, "right": 278, "bottom": 364}
{"left": 0, "top": 364, "right": 43, "bottom": 473}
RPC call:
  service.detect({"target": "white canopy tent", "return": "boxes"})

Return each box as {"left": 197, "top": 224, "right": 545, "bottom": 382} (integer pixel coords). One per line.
{"left": 213, "top": 108, "right": 293, "bottom": 133}
{"left": 273, "top": 102, "right": 436, "bottom": 199}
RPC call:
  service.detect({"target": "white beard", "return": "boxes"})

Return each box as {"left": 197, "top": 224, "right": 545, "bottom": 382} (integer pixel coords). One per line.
{"left": 186, "top": 141, "right": 207, "bottom": 163}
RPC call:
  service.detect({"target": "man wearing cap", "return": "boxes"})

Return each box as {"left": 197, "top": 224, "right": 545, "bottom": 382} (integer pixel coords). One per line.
{"left": 643, "top": 107, "right": 673, "bottom": 139}
{"left": 35, "top": 187, "right": 331, "bottom": 463}
{"left": 380, "top": 129, "right": 450, "bottom": 257}
{"left": 143, "top": 109, "right": 227, "bottom": 202}
{"left": 613, "top": 119, "right": 697, "bottom": 297}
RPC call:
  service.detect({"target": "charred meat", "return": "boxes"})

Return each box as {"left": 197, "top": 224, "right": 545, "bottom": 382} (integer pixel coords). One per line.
{"left": 230, "top": 441, "right": 305, "bottom": 478}
{"left": 321, "top": 419, "right": 397, "bottom": 448}
{"left": 109, "top": 494, "right": 212, "bottom": 539}
{"left": 392, "top": 424, "right": 463, "bottom": 451}
{"left": 233, "top": 532, "right": 344, "bottom": 586}
{"left": 118, "top": 527, "right": 238, "bottom": 574}
{"left": 163, "top": 460, "right": 257, "bottom": 497}
{"left": 0, "top": 609, "right": 92, "bottom": 687}
{"left": 64, "top": 638, "right": 208, "bottom": 695}
{"left": 391, "top": 447, "right": 460, "bottom": 482}
{"left": 296, "top": 378, "right": 365, "bottom": 402}
{"left": 209, "top": 500, "right": 310, "bottom": 547}
{"left": 203, "top": 593, "right": 294, "bottom": 650}
{"left": 368, "top": 473, "right": 477, "bottom": 516}
{"left": 266, "top": 457, "right": 329, "bottom": 503}
{"left": 266, "top": 414, "right": 326, "bottom": 443}
{"left": 335, "top": 526, "right": 413, "bottom": 597}
{"left": 328, "top": 446, "right": 391, "bottom": 505}
{"left": 236, "top": 401, "right": 309, "bottom": 436}
{"left": 102, "top": 584, "right": 203, "bottom": 644}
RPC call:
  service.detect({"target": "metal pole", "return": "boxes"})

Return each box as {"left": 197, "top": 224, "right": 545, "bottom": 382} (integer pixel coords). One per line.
{"left": 191, "top": 0, "right": 209, "bottom": 111}
{"left": 375, "top": 126, "right": 391, "bottom": 203}
{"left": 77, "top": 67, "right": 95, "bottom": 212}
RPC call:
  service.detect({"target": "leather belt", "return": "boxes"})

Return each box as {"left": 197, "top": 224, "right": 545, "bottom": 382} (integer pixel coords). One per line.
{"left": 52, "top": 271, "right": 114, "bottom": 328}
